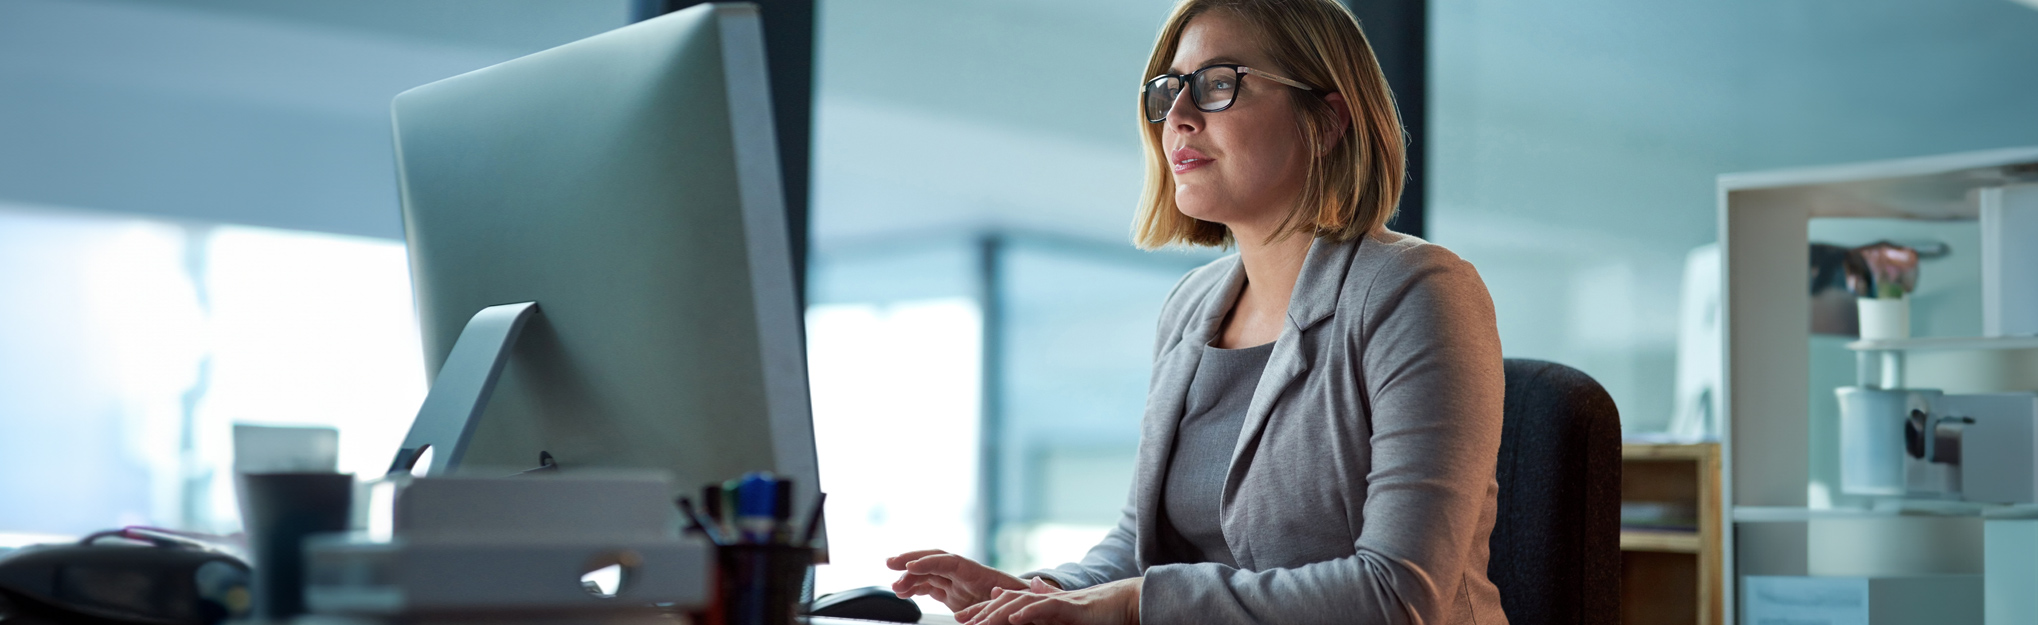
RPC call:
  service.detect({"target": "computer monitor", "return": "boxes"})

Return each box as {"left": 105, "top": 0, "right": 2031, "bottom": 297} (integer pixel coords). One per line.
{"left": 388, "top": 3, "right": 820, "bottom": 536}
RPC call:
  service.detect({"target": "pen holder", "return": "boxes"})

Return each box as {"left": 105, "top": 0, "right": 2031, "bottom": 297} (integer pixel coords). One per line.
{"left": 236, "top": 472, "right": 353, "bottom": 621}
{"left": 707, "top": 544, "right": 814, "bottom": 625}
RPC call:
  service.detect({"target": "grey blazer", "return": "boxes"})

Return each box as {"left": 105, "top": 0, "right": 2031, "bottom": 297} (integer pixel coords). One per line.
{"left": 1027, "top": 230, "right": 1508, "bottom": 625}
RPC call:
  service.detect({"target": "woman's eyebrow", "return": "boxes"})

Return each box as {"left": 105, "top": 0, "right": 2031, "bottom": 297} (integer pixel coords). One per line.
{"left": 1170, "top": 55, "right": 1246, "bottom": 73}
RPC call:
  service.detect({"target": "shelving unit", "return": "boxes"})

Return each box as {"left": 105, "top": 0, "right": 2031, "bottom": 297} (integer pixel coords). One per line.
{"left": 1621, "top": 442, "right": 1721, "bottom": 625}
{"left": 1719, "top": 147, "right": 2038, "bottom": 624}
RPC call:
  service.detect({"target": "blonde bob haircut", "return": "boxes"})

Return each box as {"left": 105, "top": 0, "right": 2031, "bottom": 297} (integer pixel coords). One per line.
{"left": 1132, "top": 0, "right": 1405, "bottom": 250}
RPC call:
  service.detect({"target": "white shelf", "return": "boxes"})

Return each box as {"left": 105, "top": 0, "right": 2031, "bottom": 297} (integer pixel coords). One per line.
{"left": 1846, "top": 335, "right": 2038, "bottom": 352}
{"left": 1732, "top": 501, "right": 2015, "bottom": 522}
{"left": 1719, "top": 147, "right": 2038, "bottom": 220}
{"left": 1730, "top": 506, "right": 1893, "bottom": 522}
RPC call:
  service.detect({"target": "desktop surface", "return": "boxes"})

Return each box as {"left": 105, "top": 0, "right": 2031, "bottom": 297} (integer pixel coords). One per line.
{"left": 810, "top": 614, "right": 959, "bottom": 625}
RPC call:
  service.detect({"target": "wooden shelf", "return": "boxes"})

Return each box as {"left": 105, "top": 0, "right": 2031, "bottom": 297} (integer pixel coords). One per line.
{"left": 1620, "top": 442, "right": 1721, "bottom": 625}
{"left": 1623, "top": 443, "right": 1716, "bottom": 460}
{"left": 1621, "top": 529, "right": 1701, "bottom": 553}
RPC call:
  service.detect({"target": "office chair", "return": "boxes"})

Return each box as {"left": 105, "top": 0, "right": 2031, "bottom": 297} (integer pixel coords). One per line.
{"left": 1488, "top": 359, "right": 1622, "bottom": 625}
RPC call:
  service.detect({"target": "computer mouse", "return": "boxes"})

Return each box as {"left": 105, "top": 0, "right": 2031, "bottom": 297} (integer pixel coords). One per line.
{"left": 0, "top": 542, "right": 251, "bottom": 625}
{"left": 807, "top": 585, "right": 923, "bottom": 623}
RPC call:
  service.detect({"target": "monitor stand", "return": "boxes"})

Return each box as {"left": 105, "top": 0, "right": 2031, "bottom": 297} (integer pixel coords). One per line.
{"left": 387, "top": 301, "right": 539, "bottom": 476}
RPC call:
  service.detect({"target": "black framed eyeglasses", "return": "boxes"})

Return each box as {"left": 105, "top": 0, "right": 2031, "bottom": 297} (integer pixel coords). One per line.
{"left": 1142, "top": 64, "right": 1318, "bottom": 123}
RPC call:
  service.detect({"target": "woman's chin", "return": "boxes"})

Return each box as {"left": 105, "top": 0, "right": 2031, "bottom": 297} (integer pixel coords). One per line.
{"left": 1174, "top": 198, "right": 1228, "bottom": 224}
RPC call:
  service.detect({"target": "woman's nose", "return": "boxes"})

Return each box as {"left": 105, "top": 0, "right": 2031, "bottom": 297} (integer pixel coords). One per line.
{"left": 1165, "top": 87, "right": 1203, "bottom": 134}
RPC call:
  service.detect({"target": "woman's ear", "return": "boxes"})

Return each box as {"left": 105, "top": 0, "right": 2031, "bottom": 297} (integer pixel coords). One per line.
{"left": 1319, "top": 92, "right": 1352, "bottom": 155}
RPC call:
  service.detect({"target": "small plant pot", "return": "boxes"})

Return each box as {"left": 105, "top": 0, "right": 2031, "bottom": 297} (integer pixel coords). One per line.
{"left": 1858, "top": 296, "right": 1910, "bottom": 341}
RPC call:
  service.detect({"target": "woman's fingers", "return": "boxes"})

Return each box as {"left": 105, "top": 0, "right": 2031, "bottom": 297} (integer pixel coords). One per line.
{"left": 1027, "top": 577, "right": 1059, "bottom": 593}
{"left": 892, "top": 572, "right": 929, "bottom": 595}
{"left": 1010, "top": 598, "right": 1067, "bottom": 625}
{"left": 967, "top": 589, "right": 1046, "bottom": 625}
{"left": 900, "top": 576, "right": 983, "bottom": 612}
{"left": 899, "top": 573, "right": 951, "bottom": 590}
{"left": 997, "top": 595, "right": 1052, "bottom": 625}
{"left": 889, "top": 549, "right": 1032, "bottom": 613}
{"left": 886, "top": 549, "right": 951, "bottom": 570}
{"left": 894, "top": 575, "right": 951, "bottom": 599}
{"left": 905, "top": 578, "right": 959, "bottom": 598}
{"left": 923, "top": 578, "right": 974, "bottom": 611}
{"left": 963, "top": 588, "right": 1019, "bottom": 625}
{"left": 955, "top": 600, "right": 989, "bottom": 621}
{"left": 903, "top": 552, "right": 975, "bottom": 576}
{"left": 895, "top": 573, "right": 965, "bottom": 602}
{"left": 908, "top": 554, "right": 1027, "bottom": 596}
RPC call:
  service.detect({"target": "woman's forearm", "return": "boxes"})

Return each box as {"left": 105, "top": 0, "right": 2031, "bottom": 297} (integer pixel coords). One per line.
{"left": 1139, "top": 549, "right": 1445, "bottom": 625}
{"left": 1023, "top": 500, "right": 1142, "bottom": 590}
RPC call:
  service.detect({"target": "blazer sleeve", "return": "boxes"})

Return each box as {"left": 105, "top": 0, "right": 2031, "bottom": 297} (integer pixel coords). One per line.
{"left": 1139, "top": 244, "right": 1505, "bottom": 625}
{"left": 1021, "top": 496, "right": 1142, "bottom": 591}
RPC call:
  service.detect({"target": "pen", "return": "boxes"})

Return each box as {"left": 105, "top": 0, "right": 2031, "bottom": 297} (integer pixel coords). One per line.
{"left": 721, "top": 479, "right": 741, "bottom": 538}
{"left": 675, "top": 496, "right": 729, "bottom": 546}
{"left": 772, "top": 480, "right": 793, "bottom": 543}
{"left": 736, "top": 472, "right": 783, "bottom": 544}
{"left": 703, "top": 484, "right": 726, "bottom": 536}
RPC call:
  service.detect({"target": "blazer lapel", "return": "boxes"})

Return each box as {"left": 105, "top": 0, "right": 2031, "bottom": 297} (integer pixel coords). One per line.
{"left": 1130, "top": 256, "right": 1245, "bottom": 568}
{"left": 1219, "top": 235, "right": 1361, "bottom": 569}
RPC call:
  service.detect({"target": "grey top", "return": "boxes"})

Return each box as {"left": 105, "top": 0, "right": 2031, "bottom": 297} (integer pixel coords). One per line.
{"left": 1024, "top": 230, "right": 1508, "bottom": 625}
{"left": 1158, "top": 341, "right": 1276, "bottom": 568}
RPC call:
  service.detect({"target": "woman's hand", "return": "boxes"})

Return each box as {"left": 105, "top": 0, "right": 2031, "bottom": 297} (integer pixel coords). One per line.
{"left": 954, "top": 576, "right": 1141, "bottom": 625}
{"left": 886, "top": 549, "right": 1028, "bottom": 612}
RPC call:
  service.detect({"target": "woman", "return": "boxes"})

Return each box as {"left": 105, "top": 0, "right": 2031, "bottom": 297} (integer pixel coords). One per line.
{"left": 887, "top": 1, "right": 1506, "bottom": 623}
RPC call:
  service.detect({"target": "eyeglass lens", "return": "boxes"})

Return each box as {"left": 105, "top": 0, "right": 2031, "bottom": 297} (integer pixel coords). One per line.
{"left": 1144, "top": 66, "right": 1242, "bottom": 122}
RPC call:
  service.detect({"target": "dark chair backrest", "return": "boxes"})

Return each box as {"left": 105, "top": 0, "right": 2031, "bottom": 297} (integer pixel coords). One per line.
{"left": 1488, "top": 359, "right": 1622, "bottom": 625}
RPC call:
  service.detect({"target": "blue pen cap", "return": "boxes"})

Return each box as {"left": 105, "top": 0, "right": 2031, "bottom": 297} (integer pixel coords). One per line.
{"left": 736, "top": 471, "right": 778, "bottom": 517}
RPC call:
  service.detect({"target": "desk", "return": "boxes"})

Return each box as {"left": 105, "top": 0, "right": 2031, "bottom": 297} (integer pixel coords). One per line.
{"left": 811, "top": 616, "right": 958, "bottom": 625}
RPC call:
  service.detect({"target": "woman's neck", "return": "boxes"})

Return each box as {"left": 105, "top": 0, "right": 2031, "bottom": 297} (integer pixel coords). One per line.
{"left": 1235, "top": 229, "right": 1310, "bottom": 306}
{"left": 1214, "top": 225, "right": 1311, "bottom": 347}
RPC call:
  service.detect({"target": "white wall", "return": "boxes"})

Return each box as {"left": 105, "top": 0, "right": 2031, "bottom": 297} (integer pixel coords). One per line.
{"left": 810, "top": 0, "right": 1176, "bottom": 248}
{"left": 0, "top": 0, "right": 625, "bottom": 239}
{"left": 1431, "top": 0, "right": 2038, "bottom": 432}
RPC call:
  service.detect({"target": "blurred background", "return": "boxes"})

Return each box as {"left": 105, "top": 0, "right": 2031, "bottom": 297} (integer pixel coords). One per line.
{"left": 2, "top": 0, "right": 2037, "bottom": 605}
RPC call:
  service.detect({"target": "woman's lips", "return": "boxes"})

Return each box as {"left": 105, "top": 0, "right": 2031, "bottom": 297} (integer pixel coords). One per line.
{"left": 1171, "top": 147, "right": 1214, "bottom": 174}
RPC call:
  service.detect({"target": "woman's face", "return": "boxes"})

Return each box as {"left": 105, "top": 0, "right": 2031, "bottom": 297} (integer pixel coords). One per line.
{"left": 1161, "top": 13, "right": 1314, "bottom": 236}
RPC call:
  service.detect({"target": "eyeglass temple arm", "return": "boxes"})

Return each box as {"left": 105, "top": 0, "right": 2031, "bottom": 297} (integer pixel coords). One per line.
{"left": 1241, "top": 67, "right": 1316, "bottom": 92}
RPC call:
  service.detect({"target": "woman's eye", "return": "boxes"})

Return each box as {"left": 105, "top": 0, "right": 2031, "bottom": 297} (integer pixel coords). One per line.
{"left": 1210, "top": 79, "right": 1235, "bottom": 90}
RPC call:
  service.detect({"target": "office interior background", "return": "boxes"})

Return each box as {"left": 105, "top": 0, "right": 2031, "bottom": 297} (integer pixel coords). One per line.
{"left": 3, "top": 0, "right": 2038, "bottom": 605}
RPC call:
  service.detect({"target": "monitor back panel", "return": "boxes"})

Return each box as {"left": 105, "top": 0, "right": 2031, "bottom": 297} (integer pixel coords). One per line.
{"left": 391, "top": 4, "right": 817, "bottom": 518}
